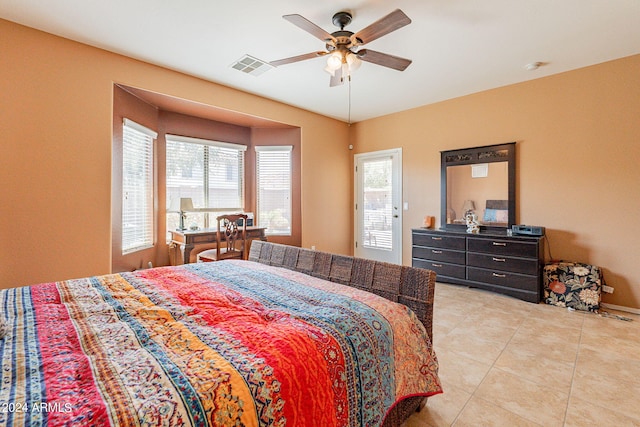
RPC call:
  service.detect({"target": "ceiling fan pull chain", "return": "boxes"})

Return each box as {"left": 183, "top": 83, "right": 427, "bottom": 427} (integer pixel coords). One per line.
{"left": 348, "top": 75, "right": 352, "bottom": 126}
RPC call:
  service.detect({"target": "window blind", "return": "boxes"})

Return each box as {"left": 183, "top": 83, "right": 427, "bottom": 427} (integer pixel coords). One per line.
{"left": 122, "top": 119, "right": 156, "bottom": 254}
{"left": 166, "top": 135, "right": 246, "bottom": 231}
{"left": 256, "top": 146, "right": 292, "bottom": 236}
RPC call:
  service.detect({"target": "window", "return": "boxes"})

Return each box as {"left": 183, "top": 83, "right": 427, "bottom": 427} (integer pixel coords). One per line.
{"left": 122, "top": 119, "right": 156, "bottom": 254}
{"left": 166, "top": 135, "right": 246, "bottom": 232}
{"left": 256, "top": 146, "right": 292, "bottom": 236}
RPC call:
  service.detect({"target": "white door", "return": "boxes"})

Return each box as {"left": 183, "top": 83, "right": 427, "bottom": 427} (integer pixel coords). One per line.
{"left": 354, "top": 149, "right": 402, "bottom": 264}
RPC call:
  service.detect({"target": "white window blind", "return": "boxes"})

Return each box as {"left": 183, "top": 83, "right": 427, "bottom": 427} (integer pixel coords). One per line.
{"left": 256, "top": 146, "right": 292, "bottom": 236}
{"left": 122, "top": 119, "right": 156, "bottom": 254}
{"left": 166, "top": 135, "right": 246, "bottom": 231}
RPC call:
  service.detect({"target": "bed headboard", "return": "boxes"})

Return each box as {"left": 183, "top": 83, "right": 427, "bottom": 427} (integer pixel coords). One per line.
{"left": 248, "top": 241, "right": 436, "bottom": 342}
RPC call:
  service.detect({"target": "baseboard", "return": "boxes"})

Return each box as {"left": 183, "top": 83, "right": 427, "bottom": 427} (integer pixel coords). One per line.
{"left": 601, "top": 302, "right": 640, "bottom": 316}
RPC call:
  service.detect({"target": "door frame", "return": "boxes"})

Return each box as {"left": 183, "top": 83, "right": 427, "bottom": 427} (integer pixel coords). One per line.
{"left": 354, "top": 148, "right": 403, "bottom": 264}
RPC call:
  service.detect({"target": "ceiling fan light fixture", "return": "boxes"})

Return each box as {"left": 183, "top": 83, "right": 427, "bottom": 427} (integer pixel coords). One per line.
{"left": 324, "top": 65, "right": 337, "bottom": 76}
{"left": 346, "top": 52, "right": 361, "bottom": 72}
{"left": 326, "top": 52, "right": 343, "bottom": 70}
{"left": 326, "top": 51, "right": 361, "bottom": 77}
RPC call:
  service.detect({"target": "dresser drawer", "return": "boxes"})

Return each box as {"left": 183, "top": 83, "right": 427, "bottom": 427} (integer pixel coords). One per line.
{"left": 467, "top": 252, "right": 540, "bottom": 275}
{"left": 413, "top": 232, "right": 466, "bottom": 250}
{"left": 467, "top": 267, "right": 539, "bottom": 292}
{"left": 413, "top": 258, "right": 466, "bottom": 280}
{"left": 467, "top": 237, "right": 538, "bottom": 258}
{"left": 413, "top": 246, "right": 465, "bottom": 264}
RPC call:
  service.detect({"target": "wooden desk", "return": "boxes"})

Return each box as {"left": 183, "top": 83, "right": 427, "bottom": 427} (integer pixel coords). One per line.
{"left": 169, "top": 227, "right": 267, "bottom": 265}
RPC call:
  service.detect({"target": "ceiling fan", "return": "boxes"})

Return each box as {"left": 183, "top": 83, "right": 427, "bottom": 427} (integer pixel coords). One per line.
{"left": 269, "top": 9, "right": 412, "bottom": 87}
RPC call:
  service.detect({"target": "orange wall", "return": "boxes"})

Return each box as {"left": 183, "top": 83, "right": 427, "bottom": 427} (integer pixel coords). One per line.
{"left": 351, "top": 54, "right": 640, "bottom": 309}
{"left": 0, "top": 19, "right": 351, "bottom": 288}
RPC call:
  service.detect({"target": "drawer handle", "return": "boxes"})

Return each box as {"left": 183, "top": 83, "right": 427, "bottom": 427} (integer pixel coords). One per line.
{"left": 492, "top": 257, "right": 506, "bottom": 262}
{"left": 432, "top": 250, "right": 443, "bottom": 254}
{"left": 432, "top": 263, "right": 443, "bottom": 268}
{"left": 492, "top": 273, "right": 507, "bottom": 278}
{"left": 431, "top": 237, "right": 443, "bottom": 241}
{"left": 492, "top": 242, "right": 507, "bottom": 246}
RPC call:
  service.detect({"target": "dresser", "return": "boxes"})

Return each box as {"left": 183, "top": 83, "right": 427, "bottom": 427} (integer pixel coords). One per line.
{"left": 412, "top": 228, "right": 545, "bottom": 303}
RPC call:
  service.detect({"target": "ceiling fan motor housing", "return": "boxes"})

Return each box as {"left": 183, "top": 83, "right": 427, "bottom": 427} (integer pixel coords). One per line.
{"left": 326, "top": 32, "right": 357, "bottom": 51}
{"left": 332, "top": 11, "right": 352, "bottom": 29}
{"left": 327, "top": 12, "right": 361, "bottom": 51}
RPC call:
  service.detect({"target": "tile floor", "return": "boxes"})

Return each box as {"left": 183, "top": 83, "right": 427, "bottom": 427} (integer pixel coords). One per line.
{"left": 405, "top": 282, "right": 640, "bottom": 426}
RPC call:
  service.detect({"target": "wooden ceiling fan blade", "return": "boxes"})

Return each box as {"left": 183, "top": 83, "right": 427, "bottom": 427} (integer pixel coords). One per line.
{"left": 329, "top": 67, "right": 344, "bottom": 87}
{"left": 353, "top": 9, "right": 411, "bottom": 45}
{"left": 270, "top": 51, "right": 327, "bottom": 67}
{"left": 283, "top": 14, "right": 336, "bottom": 43}
{"left": 356, "top": 49, "right": 412, "bottom": 71}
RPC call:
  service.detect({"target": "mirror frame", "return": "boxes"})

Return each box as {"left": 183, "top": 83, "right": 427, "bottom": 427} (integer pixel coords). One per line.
{"left": 440, "top": 142, "right": 516, "bottom": 233}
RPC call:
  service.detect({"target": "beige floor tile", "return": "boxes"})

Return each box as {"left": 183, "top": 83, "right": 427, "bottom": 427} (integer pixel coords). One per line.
{"left": 527, "top": 303, "right": 586, "bottom": 326}
{"left": 446, "top": 324, "right": 516, "bottom": 351}
{"left": 434, "top": 298, "right": 485, "bottom": 317}
{"left": 582, "top": 310, "right": 640, "bottom": 334}
{"left": 405, "top": 382, "right": 471, "bottom": 427}
{"left": 460, "top": 288, "right": 519, "bottom": 307}
{"left": 564, "top": 395, "right": 640, "bottom": 427}
{"left": 575, "top": 346, "right": 640, "bottom": 384}
{"left": 521, "top": 308, "right": 585, "bottom": 331}
{"left": 454, "top": 396, "right": 542, "bottom": 427}
{"left": 494, "top": 344, "right": 574, "bottom": 393}
{"left": 434, "top": 346, "right": 492, "bottom": 393}
{"left": 458, "top": 307, "right": 530, "bottom": 331}
{"left": 571, "top": 366, "right": 640, "bottom": 420}
{"left": 433, "top": 306, "right": 469, "bottom": 336}
{"left": 433, "top": 286, "right": 477, "bottom": 307}
{"left": 437, "top": 330, "right": 508, "bottom": 365}
{"left": 579, "top": 322, "right": 640, "bottom": 360}
{"left": 507, "top": 321, "right": 581, "bottom": 364}
{"left": 423, "top": 283, "right": 639, "bottom": 427}
{"left": 475, "top": 369, "right": 568, "bottom": 427}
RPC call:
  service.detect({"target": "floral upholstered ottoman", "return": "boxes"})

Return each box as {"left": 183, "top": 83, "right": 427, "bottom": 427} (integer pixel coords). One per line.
{"left": 543, "top": 262, "right": 602, "bottom": 312}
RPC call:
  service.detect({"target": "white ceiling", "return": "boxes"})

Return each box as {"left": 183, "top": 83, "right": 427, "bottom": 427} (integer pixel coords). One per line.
{"left": 2, "top": 0, "right": 639, "bottom": 123}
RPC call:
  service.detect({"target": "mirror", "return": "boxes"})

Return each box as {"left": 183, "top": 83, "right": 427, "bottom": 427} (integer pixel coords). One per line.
{"left": 440, "top": 143, "right": 515, "bottom": 232}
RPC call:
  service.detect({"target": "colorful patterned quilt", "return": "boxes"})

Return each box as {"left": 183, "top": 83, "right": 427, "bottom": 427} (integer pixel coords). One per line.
{"left": 0, "top": 260, "right": 441, "bottom": 426}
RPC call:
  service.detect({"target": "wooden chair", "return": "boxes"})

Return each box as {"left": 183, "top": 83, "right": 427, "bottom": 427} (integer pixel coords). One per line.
{"left": 197, "top": 214, "right": 248, "bottom": 262}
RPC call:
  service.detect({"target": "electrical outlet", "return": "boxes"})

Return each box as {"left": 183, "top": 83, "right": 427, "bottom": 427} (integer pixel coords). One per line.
{"left": 602, "top": 285, "right": 614, "bottom": 294}
{"left": 311, "top": 245, "right": 316, "bottom": 251}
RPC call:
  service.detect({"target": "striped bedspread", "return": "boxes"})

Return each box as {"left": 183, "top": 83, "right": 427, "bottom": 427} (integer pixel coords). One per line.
{"left": 1, "top": 260, "right": 441, "bottom": 426}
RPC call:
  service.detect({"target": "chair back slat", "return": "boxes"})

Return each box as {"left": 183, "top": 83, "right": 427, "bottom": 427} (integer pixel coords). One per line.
{"left": 216, "top": 214, "right": 248, "bottom": 260}
{"left": 197, "top": 214, "right": 248, "bottom": 262}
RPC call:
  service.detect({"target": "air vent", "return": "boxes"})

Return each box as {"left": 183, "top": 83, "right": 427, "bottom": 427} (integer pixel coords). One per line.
{"left": 230, "top": 55, "right": 273, "bottom": 76}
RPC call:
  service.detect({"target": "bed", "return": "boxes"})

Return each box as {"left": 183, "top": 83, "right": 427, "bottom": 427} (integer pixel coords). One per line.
{"left": 0, "top": 241, "right": 441, "bottom": 426}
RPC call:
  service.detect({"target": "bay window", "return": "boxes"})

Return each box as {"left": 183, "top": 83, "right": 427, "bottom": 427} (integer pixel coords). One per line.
{"left": 255, "top": 146, "right": 292, "bottom": 236}
{"left": 166, "top": 135, "right": 246, "bottom": 232}
{"left": 122, "top": 119, "right": 156, "bottom": 254}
